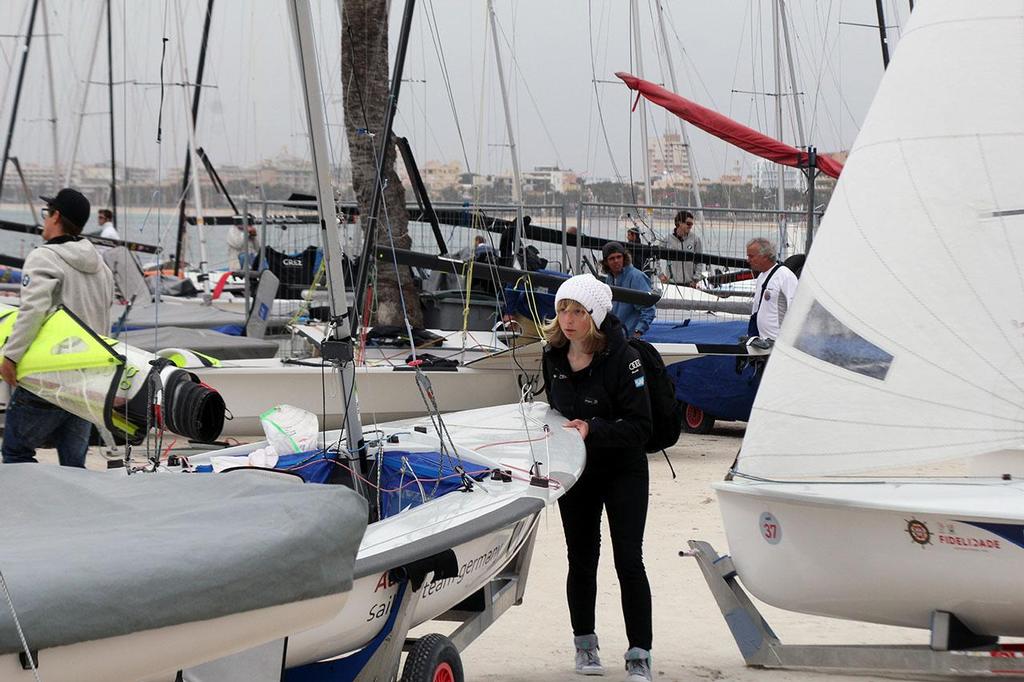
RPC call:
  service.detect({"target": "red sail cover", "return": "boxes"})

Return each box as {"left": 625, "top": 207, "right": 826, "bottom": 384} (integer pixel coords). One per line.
{"left": 616, "top": 72, "right": 843, "bottom": 180}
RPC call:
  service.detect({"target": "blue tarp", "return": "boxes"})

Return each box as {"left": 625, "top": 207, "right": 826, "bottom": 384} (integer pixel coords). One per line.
{"left": 378, "top": 450, "right": 490, "bottom": 518}
{"left": 645, "top": 319, "right": 760, "bottom": 422}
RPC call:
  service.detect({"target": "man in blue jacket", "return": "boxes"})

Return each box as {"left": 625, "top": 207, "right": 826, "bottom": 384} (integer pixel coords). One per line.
{"left": 601, "top": 241, "right": 655, "bottom": 338}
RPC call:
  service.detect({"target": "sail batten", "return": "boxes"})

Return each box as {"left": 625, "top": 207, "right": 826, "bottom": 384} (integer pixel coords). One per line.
{"left": 738, "top": 1, "right": 1024, "bottom": 478}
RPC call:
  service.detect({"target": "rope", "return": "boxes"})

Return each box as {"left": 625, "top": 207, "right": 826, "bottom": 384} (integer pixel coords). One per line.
{"left": 0, "top": 568, "right": 41, "bottom": 682}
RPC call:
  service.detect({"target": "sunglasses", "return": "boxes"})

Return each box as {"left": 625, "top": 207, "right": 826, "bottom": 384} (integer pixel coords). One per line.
{"left": 40, "top": 206, "right": 54, "bottom": 220}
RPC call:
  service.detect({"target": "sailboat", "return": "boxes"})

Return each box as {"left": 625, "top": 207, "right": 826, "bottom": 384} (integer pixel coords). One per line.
{"left": 155, "top": 1, "right": 586, "bottom": 678}
{"left": 709, "top": 0, "right": 1024, "bottom": 649}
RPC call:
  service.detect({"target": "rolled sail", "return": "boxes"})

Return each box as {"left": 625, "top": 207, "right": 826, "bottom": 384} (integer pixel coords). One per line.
{"left": 0, "top": 303, "right": 225, "bottom": 444}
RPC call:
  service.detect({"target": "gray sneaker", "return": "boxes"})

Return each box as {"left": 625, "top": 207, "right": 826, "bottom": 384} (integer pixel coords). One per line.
{"left": 623, "top": 647, "right": 652, "bottom": 682}
{"left": 574, "top": 634, "right": 605, "bottom": 676}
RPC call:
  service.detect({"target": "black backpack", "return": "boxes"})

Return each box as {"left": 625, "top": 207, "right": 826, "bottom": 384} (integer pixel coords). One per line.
{"left": 628, "top": 337, "right": 683, "bottom": 453}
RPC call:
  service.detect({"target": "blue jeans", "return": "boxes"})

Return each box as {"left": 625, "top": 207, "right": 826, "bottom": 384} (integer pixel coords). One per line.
{"left": 2, "top": 387, "right": 92, "bottom": 467}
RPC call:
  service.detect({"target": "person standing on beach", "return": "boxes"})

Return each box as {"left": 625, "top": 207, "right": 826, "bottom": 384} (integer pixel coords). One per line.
{"left": 541, "top": 274, "right": 655, "bottom": 682}
{"left": 746, "top": 237, "right": 798, "bottom": 342}
{"left": 601, "top": 241, "right": 655, "bottom": 338}
{"left": 658, "top": 210, "right": 702, "bottom": 285}
{"left": 1, "top": 188, "right": 114, "bottom": 467}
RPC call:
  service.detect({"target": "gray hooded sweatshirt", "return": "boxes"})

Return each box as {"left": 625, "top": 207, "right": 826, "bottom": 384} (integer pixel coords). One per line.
{"left": 5, "top": 238, "right": 115, "bottom": 364}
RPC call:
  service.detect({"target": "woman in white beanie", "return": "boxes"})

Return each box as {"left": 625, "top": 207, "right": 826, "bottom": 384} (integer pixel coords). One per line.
{"left": 541, "top": 274, "right": 654, "bottom": 682}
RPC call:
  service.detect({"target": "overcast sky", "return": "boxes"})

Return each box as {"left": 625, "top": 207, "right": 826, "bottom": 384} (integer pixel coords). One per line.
{"left": 0, "top": 0, "right": 912, "bottom": 188}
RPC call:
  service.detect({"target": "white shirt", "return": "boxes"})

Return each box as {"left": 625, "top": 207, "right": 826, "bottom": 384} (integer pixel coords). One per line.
{"left": 751, "top": 264, "right": 798, "bottom": 340}
{"left": 99, "top": 223, "right": 119, "bottom": 241}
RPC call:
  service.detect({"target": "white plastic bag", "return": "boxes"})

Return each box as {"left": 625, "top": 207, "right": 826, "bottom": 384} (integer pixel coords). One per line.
{"left": 259, "top": 404, "right": 319, "bottom": 456}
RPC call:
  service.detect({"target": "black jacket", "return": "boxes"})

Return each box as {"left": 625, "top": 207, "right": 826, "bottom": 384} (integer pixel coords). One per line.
{"left": 543, "top": 315, "right": 652, "bottom": 464}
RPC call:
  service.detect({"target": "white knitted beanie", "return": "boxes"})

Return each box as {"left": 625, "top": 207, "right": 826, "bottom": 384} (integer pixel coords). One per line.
{"left": 554, "top": 274, "right": 613, "bottom": 328}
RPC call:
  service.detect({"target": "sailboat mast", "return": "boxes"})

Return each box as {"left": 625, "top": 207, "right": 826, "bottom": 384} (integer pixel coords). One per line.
{"left": 487, "top": 0, "right": 522, "bottom": 207}
{"left": 0, "top": 0, "right": 41, "bottom": 201}
{"left": 65, "top": 9, "right": 105, "bottom": 187}
{"left": 778, "top": 0, "right": 805, "bottom": 148}
{"left": 629, "top": 0, "right": 653, "bottom": 206}
{"left": 40, "top": 0, "right": 60, "bottom": 187}
{"left": 105, "top": 0, "right": 117, "bottom": 224}
{"left": 174, "top": 0, "right": 211, "bottom": 297}
{"left": 653, "top": 1, "right": 703, "bottom": 213}
{"left": 287, "top": 0, "right": 366, "bottom": 478}
{"left": 172, "top": 0, "right": 215, "bottom": 277}
{"left": 772, "top": 0, "right": 786, "bottom": 256}
{"left": 875, "top": 0, "right": 891, "bottom": 69}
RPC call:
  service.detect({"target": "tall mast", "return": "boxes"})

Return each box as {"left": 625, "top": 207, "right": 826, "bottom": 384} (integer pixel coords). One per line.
{"left": 487, "top": 0, "right": 522, "bottom": 207}
{"left": 105, "top": 0, "right": 117, "bottom": 223}
{"left": 653, "top": 1, "right": 703, "bottom": 212}
{"left": 0, "top": 0, "right": 41, "bottom": 200}
{"left": 40, "top": 0, "right": 60, "bottom": 187}
{"left": 65, "top": 8, "right": 105, "bottom": 187}
{"left": 174, "top": 0, "right": 210, "bottom": 297}
{"left": 875, "top": 0, "right": 891, "bottom": 69}
{"left": 629, "top": 0, "right": 653, "bottom": 206}
{"left": 772, "top": 0, "right": 786, "bottom": 255}
{"left": 286, "top": 0, "right": 366, "bottom": 479}
{"left": 778, "top": 0, "right": 805, "bottom": 148}
{"left": 172, "top": 0, "right": 215, "bottom": 276}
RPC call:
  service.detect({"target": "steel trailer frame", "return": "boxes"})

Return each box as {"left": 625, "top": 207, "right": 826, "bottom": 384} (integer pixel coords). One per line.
{"left": 685, "top": 539, "right": 1024, "bottom": 677}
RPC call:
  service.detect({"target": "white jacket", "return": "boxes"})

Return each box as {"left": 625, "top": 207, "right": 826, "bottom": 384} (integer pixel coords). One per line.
{"left": 5, "top": 237, "right": 115, "bottom": 363}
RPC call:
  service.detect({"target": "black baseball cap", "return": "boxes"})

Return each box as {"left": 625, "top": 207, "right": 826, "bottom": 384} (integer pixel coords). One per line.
{"left": 602, "top": 241, "right": 627, "bottom": 260}
{"left": 39, "top": 188, "right": 91, "bottom": 230}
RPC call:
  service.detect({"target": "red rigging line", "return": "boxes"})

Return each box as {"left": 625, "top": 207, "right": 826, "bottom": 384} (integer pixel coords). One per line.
{"left": 616, "top": 71, "right": 844, "bottom": 180}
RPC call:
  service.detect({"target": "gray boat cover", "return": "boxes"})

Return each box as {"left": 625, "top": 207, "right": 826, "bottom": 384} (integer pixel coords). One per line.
{"left": 121, "top": 327, "right": 279, "bottom": 360}
{"left": 0, "top": 465, "right": 367, "bottom": 655}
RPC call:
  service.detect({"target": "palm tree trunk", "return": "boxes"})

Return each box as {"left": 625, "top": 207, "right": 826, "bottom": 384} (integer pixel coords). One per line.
{"left": 341, "top": 0, "right": 423, "bottom": 327}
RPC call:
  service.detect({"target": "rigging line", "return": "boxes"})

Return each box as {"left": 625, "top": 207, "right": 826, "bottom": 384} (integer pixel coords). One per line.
{"left": 489, "top": 12, "right": 564, "bottom": 167}
{"left": 772, "top": 288, "right": 1024, "bottom": 421}
{"left": 0, "top": 567, "right": 41, "bottom": 682}
{"left": 156, "top": 34, "right": 169, "bottom": 143}
{"left": 424, "top": 0, "right": 472, "bottom": 174}
{"left": 814, "top": 1, "right": 861, "bottom": 144}
{"left": 587, "top": 0, "right": 624, "bottom": 183}
{"left": 897, "top": 138, "right": 1024, "bottom": 391}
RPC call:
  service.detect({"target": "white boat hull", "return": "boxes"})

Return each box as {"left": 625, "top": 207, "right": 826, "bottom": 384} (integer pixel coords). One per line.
{"left": 0, "top": 593, "right": 347, "bottom": 682}
{"left": 198, "top": 361, "right": 532, "bottom": 436}
{"left": 288, "top": 511, "right": 539, "bottom": 666}
{"left": 187, "top": 402, "right": 585, "bottom": 667}
{"left": 195, "top": 342, "right": 706, "bottom": 437}
{"left": 716, "top": 479, "right": 1024, "bottom": 637}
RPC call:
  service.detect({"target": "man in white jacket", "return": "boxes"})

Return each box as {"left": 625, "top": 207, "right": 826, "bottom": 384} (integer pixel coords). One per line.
{"left": 1, "top": 188, "right": 115, "bottom": 466}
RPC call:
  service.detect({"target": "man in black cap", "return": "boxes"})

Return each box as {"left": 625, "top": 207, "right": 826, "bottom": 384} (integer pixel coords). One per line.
{"left": 600, "top": 241, "right": 656, "bottom": 337}
{"left": 1, "top": 188, "right": 114, "bottom": 467}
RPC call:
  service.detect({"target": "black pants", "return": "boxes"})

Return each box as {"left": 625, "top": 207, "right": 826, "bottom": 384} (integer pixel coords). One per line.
{"left": 558, "top": 453, "right": 652, "bottom": 651}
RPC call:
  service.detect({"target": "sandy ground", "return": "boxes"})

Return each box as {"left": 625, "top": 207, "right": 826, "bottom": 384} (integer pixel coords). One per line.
{"left": 34, "top": 424, "right": 995, "bottom": 682}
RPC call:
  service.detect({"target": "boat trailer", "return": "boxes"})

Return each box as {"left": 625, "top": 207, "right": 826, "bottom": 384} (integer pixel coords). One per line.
{"left": 685, "top": 539, "right": 1024, "bottom": 677}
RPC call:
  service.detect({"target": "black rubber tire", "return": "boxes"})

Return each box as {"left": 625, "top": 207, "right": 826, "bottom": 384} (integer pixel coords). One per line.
{"left": 682, "top": 402, "right": 715, "bottom": 434}
{"left": 401, "top": 633, "right": 464, "bottom": 682}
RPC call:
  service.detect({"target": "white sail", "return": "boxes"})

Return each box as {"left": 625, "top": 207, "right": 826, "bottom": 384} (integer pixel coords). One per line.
{"left": 738, "top": 0, "right": 1024, "bottom": 478}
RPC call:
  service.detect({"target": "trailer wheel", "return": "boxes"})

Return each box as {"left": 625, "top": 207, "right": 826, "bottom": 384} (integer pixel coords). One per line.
{"left": 682, "top": 403, "right": 715, "bottom": 434}
{"left": 401, "top": 633, "right": 463, "bottom": 682}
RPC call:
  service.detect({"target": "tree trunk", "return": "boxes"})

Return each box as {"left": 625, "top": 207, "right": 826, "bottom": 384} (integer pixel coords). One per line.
{"left": 341, "top": 0, "right": 423, "bottom": 328}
